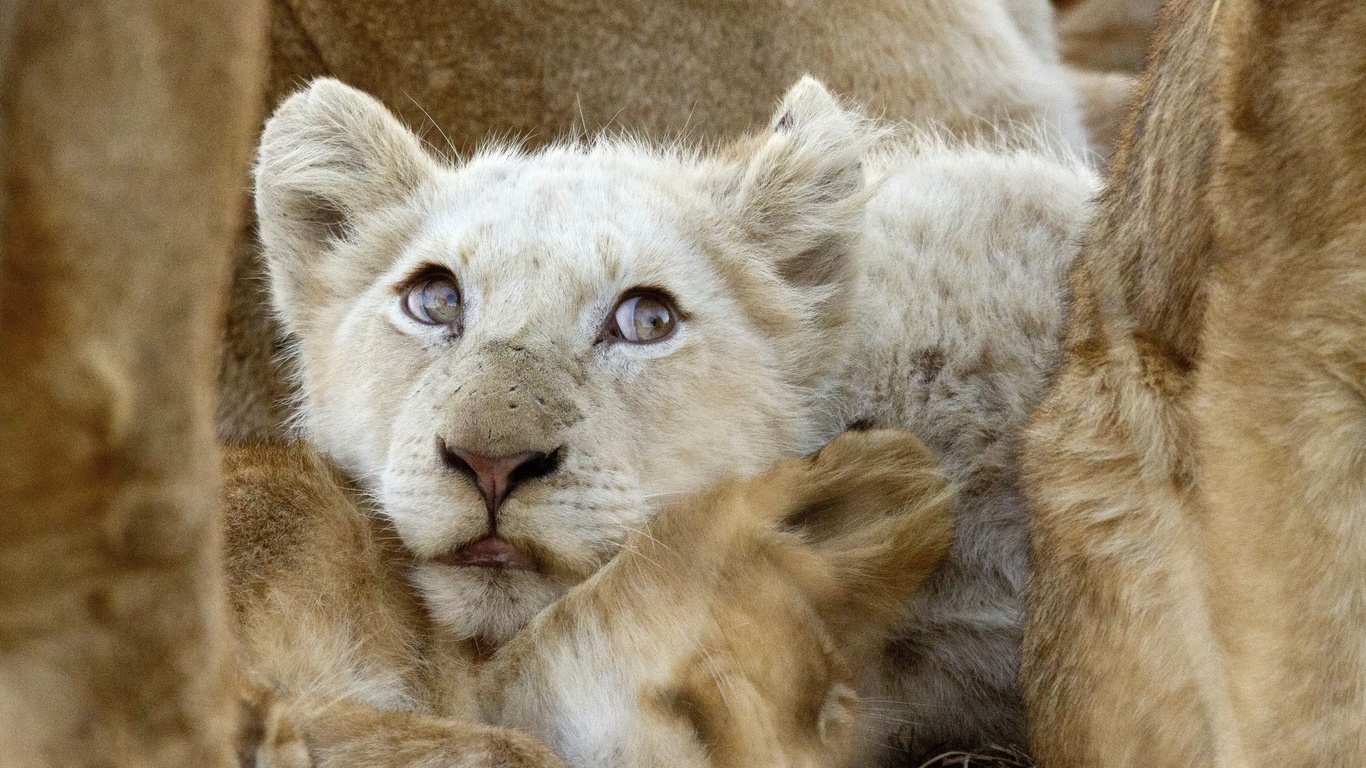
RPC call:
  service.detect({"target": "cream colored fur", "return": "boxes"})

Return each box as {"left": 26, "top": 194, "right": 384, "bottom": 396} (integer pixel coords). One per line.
{"left": 222, "top": 0, "right": 1111, "bottom": 445}
{"left": 252, "top": 76, "right": 1095, "bottom": 761}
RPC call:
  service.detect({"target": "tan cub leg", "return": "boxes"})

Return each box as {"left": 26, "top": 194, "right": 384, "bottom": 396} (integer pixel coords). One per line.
{"left": 225, "top": 443, "right": 565, "bottom": 768}
{"left": 1197, "top": 0, "right": 1366, "bottom": 764}
{"left": 282, "top": 701, "right": 564, "bottom": 768}
{"left": 236, "top": 688, "right": 564, "bottom": 768}
{"left": 0, "top": 0, "right": 265, "bottom": 765}
{"left": 481, "top": 429, "right": 953, "bottom": 768}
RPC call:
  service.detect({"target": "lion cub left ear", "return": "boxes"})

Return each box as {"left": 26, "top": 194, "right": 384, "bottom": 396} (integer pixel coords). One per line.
{"left": 254, "top": 78, "right": 439, "bottom": 335}
{"left": 721, "top": 77, "right": 877, "bottom": 291}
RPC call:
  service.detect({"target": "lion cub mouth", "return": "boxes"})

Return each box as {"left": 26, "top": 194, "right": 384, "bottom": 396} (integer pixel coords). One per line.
{"left": 434, "top": 536, "right": 539, "bottom": 572}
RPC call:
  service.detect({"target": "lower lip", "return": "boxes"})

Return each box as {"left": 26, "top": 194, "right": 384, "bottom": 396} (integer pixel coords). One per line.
{"left": 433, "top": 537, "right": 539, "bottom": 572}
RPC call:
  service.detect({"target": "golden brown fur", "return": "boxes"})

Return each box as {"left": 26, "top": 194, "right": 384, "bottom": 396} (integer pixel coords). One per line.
{"left": 220, "top": 0, "right": 1091, "bottom": 442}
{"left": 1053, "top": 0, "right": 1162, "bottom": 73}
{"left": 225, "top": 431, "right": 952, "bottom": 767}
{"left": 482, "top": 429, "right": 954, "bottom": 767}
{"left": 0, "top": 0, "right": 265, "bottom": 765}
{"left": 1197, "top": 0, "right": 1366, "bottom": 762}
{"left": 1020, "top": 0, "right": 1231, "bottom": 765}
{"left": 225, "top": 443, "right": 569, "bottom": 768}
{"left": 1024, "top": 0, "right": 1366, "bottom": 765}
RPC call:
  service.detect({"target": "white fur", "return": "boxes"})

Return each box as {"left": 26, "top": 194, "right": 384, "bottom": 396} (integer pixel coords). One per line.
{"left": 254, "top": 76, "right": 1096, "bottom": 758}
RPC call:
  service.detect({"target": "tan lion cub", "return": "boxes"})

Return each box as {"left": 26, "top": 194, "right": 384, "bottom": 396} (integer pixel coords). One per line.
{"left": 227, "top": 430, "right": 951, "bottom": 767}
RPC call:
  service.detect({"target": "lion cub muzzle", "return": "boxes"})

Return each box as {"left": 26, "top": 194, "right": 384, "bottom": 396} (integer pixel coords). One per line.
{"left": 435, "top": 441, "right": 563, "bottom": 575}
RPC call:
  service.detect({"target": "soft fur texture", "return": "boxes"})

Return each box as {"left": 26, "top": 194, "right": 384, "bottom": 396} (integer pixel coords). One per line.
{"left": 221, "top": 0, "right": 1095, "bottom": 443}
{"left": 1053, "top": 0, "right": 1162, "bottom": 73}
{"left": 480, "top": 430, "right": 954, "bottom": 768}
{"left": 1022, "top": 0, "right": 1366, "bottom": 766}
{"left": 225, "top": 431, "right": 952, "bottom": 768}
{"left": 1020, "top": 0, "right": 1234, "bottom": 764}
{"left": 1198, "top": 0, "right": 1366, "bottom": 763}
{"left": 0, "top": 0, "right": 266, "bottom": 765}
{"left": 252, "top": 75, "right": 1096, "bottom": 763}
{"left": 1051, "top": 0, "right": 1155, "bottom": 167}
{"left": 224, "top": 443, "right": 567, "bottom": 768}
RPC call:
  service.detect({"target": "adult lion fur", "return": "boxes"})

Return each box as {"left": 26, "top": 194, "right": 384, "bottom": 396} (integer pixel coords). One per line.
{"left": 1198, "top": 0, "right": 1366, "bottom": 763}
{"left": 1022, "top": 0, "right": 1366, "bottom": 765}
{"left": 0, "top": 0, "right": 266, "bottom": 765}
{"left": 1021, "top": 0, "right": 1236, "bottom": 763}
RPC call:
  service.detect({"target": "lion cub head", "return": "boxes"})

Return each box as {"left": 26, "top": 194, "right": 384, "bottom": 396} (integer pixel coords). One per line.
{"left": 255, "top": 77, "right": 880, "bottom": 643}
{"left": 479, "top": 429, "right": 954, "bottom": 767}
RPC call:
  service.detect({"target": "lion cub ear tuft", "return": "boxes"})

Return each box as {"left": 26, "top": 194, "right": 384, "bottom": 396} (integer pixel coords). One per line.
{"left": 253, "top": 78, "right": 437, "bottom": 332}
{"left": 724, "top": 77, "right": 876, "bottom": 291}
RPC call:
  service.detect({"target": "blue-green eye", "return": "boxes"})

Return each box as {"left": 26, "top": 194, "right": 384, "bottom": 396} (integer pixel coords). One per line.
{"left": 402, "top": 275, "right": 463, "bottom": 326}
{"left": 611, "top": 292, "right": 677, "bottom": 343}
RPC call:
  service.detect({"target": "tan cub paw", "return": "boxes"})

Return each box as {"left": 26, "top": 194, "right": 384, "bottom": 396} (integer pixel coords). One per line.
{"left": 481, "top": 428, "right": 953, "bottom": 768}
{"left": 276, "top": 700, "right": 568, "bottom": 768}
{"left": 235, "top": 681, "right": 312, "bottom": 768}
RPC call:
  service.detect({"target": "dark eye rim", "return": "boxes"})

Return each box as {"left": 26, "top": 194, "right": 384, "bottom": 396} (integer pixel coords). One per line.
{"left": 395, "top": 264, "right": 463, "bottom": 327}
{"left": 601, "top": 286, "right": 688, "bottom": 345}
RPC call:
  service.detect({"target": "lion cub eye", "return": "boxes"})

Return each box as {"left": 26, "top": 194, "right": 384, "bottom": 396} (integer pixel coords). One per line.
{"left": 610, "top": 291, "right": 677, "bottom": 343}
{"left": 402, "top": 273, "right": 463, "bottom": 327}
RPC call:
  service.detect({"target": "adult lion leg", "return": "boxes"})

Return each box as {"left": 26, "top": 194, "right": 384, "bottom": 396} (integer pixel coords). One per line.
{"left": 1019, "top": 0, "right": 1242, "bottom": 765}
{"left": 1197, "top": 0, "right": 1366, "bottom": 764}
{"left": 0, "top": 0, "right": 266, "bottom": 765}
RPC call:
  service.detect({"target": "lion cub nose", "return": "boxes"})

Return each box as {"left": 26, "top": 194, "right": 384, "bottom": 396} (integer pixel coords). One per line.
{"left": 439, "top": 442, "right": 561, "bottom": 516}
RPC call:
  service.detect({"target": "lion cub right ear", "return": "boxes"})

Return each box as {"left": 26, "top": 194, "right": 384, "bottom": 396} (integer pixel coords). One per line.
{"left": 254, "top": 78, "right": 437, "bottom": 334}
{"left": 721, "top": 77, "right": 878, "bottom": 293}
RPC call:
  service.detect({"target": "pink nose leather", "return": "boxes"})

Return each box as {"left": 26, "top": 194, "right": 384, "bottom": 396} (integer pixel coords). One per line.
{"left": 447, "top": 448, "right": 541, "bottom": 514}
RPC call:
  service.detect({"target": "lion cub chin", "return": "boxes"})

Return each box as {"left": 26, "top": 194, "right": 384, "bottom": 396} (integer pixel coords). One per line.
{"left": 227, "top": 430, "right": 951, "bottom": 768}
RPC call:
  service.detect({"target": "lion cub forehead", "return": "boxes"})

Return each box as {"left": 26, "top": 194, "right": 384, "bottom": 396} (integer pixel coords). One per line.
{"left": 400, "top": 145, "right": 726, "bottom": 295}
{"left": 427, "top": 145, "right": 717, "bottom": 226}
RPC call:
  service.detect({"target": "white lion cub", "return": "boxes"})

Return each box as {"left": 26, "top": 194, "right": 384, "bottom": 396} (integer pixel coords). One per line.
{"left": 254, "top": 76, "right": 1095, "bottom": 761}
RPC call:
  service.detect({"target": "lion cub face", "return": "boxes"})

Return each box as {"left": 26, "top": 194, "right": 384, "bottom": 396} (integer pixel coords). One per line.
{"left": 255, "top": 78, "right": 876, "bottom": 642}
{"left": 480, "top": 429, "right": 954, "bottom": 768}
